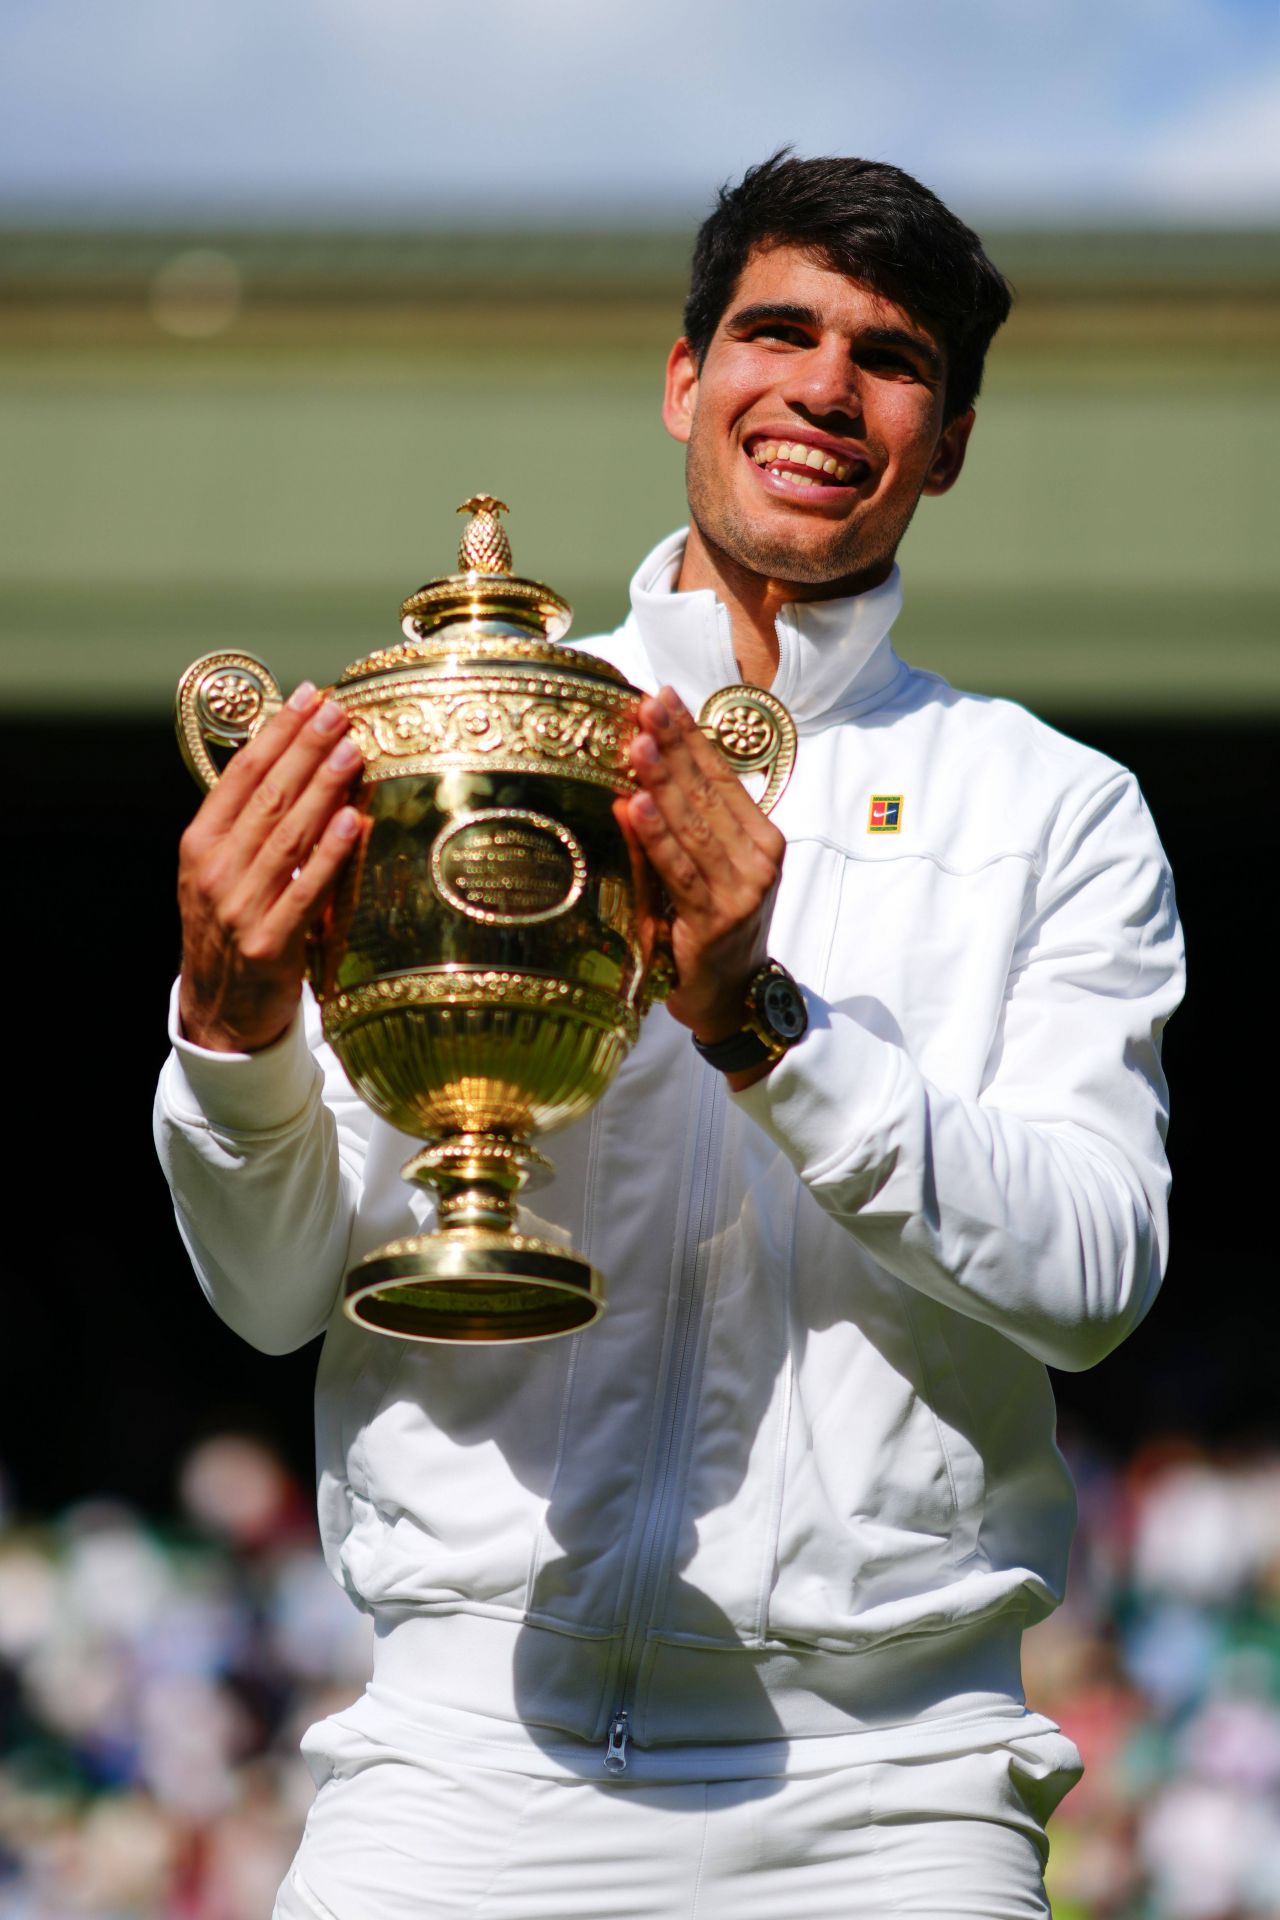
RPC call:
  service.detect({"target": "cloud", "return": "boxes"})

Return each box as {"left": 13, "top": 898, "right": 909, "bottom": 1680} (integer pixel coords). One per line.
{"left": 1, "top": 0, "right": 1276, "bottom": 218}
{"left": 1131, "top": 66, "right": 1280, "bottom": 210}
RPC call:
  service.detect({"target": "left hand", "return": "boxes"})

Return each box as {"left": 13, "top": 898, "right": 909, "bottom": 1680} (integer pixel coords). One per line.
{"left": 616, "top": 685, "right": 785, "bottom": 1051}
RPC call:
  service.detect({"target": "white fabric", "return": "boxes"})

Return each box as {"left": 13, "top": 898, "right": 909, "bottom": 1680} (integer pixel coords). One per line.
{"left": 618, "top": 529, "right": 906, "bottom": 728}
{"left": 271, "top": 1710, "right": 1079, "bottom": 1920}
{"left": 155, "top": 531, "right": 1183, "bottom": 1768}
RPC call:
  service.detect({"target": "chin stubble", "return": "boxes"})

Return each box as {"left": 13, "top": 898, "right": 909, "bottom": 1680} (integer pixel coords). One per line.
{"left": 686, "top": 443, "right": 918, "bottom": 587}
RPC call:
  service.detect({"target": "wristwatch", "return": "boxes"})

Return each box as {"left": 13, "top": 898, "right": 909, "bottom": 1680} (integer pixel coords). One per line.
{"left": 691, "top": 960, "right": 809, "bottom": 1074}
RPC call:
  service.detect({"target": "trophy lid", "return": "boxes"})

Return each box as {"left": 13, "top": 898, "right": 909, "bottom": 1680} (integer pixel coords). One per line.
{"left": 340, "top": 495, "right": 626, "bottom": 687}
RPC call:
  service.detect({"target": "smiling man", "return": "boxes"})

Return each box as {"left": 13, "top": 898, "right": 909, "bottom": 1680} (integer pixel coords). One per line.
{"left": 157, "top": 154, "right": 1183, "bottom": 1920}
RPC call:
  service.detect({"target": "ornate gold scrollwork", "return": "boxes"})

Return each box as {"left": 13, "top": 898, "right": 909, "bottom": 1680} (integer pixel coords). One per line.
{"left": 175, "top": 651, "right": 285, "bottom": 793}
{"left": 698, "top": 684, "right": 798, "bottom": 817}
{"left": 341, "top": 677, "right": 636, "bottom": 790}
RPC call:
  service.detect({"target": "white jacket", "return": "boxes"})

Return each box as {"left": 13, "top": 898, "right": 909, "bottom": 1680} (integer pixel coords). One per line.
{"left": 155, "top": 532, "right": 1183, "bottom": 1774}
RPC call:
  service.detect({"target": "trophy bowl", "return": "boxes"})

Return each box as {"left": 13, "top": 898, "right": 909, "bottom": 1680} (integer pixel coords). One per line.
{"left": 177, "top": 496, "right": 797, "bottom": 1345}
{"left": 177, "top": 497, "right": 657, "bottom": 1343}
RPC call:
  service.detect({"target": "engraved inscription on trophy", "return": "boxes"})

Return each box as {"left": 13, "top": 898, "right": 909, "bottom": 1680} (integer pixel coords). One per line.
{"left": 430, "top": 809, "right": 588, "bottom": 927}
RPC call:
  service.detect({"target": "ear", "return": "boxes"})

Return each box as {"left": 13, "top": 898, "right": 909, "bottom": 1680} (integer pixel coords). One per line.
{"left": 921, "top": 408, "right": 974, "bottom": 497}
{"left": 662, "top": 338, "right": 699, "bottom": 446}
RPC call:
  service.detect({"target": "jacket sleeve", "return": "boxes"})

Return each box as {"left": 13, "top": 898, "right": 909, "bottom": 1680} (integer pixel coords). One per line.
{"left": 153, "top": 981, "right": 373, "bottom": 1355}
{"left": 734, "top": 771, "right": 1184, "bottom": 1372}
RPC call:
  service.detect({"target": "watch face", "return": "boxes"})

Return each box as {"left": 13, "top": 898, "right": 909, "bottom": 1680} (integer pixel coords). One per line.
{"left": 756, "top": 970, "right": 807, "bottom": 1043}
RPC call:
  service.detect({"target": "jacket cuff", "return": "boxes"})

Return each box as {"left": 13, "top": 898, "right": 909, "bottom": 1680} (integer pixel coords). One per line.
{"left": 163, "top": 978, "right": 321, "bottom": 1133}
{"left": 730, "top": 988, "right": 903, "bottom": 1188}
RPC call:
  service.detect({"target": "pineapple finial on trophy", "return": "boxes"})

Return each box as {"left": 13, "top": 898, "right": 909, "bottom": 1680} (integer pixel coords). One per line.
{"left": 457, "top": 495, "right": 513, "bottom": 575}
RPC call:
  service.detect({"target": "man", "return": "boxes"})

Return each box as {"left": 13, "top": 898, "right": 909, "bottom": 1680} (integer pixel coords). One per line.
{"left": 157, "top": 154, "right": 1183, "bottom": 1918}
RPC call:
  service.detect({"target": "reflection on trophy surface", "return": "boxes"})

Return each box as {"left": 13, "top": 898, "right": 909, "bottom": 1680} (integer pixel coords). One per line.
{"left": 176, "top": 495, "right": 795, "bottom": 1345}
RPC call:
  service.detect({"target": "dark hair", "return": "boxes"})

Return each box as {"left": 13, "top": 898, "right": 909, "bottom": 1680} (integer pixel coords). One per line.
{"left": 683, "top": 151, "right": 1012, "bottom": 421}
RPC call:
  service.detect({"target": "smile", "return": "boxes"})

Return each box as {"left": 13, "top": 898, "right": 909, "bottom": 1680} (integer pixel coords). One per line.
{"left": 744, "top": 436, "right": 868, "bottom": 491}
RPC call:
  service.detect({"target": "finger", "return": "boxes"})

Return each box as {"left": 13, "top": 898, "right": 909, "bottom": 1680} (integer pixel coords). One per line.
{"left": 612, "top": 796, "right": 655, "bottom": 920}
{"left": 645, "top": 688, "right": 783, "bottom": 856}
{"left": 235, "top": 731, "right": 365, "bottom": 922}
{"left": 612, "top": 796, "right": 673, "bottom": 959}
{"left": 630, "top": 727, "right": 778, "bottom": 905}
{"left": 625, "top": 786, "right": 712, "bottom": 914}
{"left": 222, "top": 698, "right": 352, "bottom": 865}
{"left": 252, "top": 805, "right": 365, "bottom": 954}
{"left": 633, "top": 696, "right": 760, "bottom": 866}
{"left": 637, "top": 687, "right": 783, "bottom": 864}
{"left": 191, "top": 682, "right": 323, "bottom": 840}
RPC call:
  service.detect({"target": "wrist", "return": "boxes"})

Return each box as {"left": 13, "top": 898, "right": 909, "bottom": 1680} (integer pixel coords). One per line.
{"left": 681, "top": 952, "right": 774, "bottom": 1045}
{"left": 688, "top": 990, "right": 757, "bottom": 1048}
{"left": 724, "top": 1057, "right": 776, "bottom": 1093}
{"left": 178, "top": 985, "right": 293, "bottom": 1056}
{"left": 691, "top": 960, "right": 808, "bottom": 1075}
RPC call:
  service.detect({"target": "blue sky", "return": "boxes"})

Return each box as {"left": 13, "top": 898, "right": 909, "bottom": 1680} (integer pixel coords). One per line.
{"left": 3, "top": 0, "right": 1277, "bottom": 221}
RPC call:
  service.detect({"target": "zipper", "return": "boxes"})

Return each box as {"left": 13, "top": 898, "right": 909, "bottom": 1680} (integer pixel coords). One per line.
{"left": 602, "top": 1060, "right": 724, "bottom": 1772}
{"left": 603, "top": 1710, "right": 632, "bottom": 1774}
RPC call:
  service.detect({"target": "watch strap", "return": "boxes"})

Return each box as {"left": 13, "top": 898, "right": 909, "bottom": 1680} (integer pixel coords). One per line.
{"left": 691, "top": 1026, "right": 776, "bottom": 1072}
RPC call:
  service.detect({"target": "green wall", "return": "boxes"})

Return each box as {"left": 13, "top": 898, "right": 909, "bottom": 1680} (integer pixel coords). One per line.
{"left": 3, "top": 228, "right": 1275, "bottom": 717}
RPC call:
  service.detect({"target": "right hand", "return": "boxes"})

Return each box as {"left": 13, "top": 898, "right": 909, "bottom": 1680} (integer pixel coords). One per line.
{"left": 177, "top": 682, "right": 365, "bottom": 1053}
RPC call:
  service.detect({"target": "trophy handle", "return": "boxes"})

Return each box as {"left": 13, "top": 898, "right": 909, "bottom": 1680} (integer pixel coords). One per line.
{"left": 175, "top": 651, "right": 285, "bottom": 792}
{"left": 698, "top": 685, "right": 797, "bottom": 817}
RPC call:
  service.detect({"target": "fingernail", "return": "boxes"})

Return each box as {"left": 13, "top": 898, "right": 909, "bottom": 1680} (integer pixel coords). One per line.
{"left": 288, "top": 680, "right": 317, "bottom": 712}
{"left": 650, "top": 699, "right": 672, "bottom": 730}
{"left": 632, "top": 733, "right": 660, "bottom": 766}
{"left": 634, "top": 793, "right": 659, "bottom": 822}
{"left": 312, "top": 702, "right": 346, "bottom": 736}
{"left": 334, "top": 806, "right": 361, "bottom": 839}
{"left": 661, "top": 686, "right": 686, "bottom": 716}
{"left": 329, "top": 737, "right": 363, "bottom": 772}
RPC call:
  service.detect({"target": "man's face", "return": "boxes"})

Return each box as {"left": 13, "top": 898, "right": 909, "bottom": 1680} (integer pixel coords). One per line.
{"left": 663, "top": 244, "right": 973, "bottom": 592}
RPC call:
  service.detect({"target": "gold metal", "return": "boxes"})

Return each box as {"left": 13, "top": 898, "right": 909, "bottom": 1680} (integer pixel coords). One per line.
{"left": 175, "top": 652, "right": 284, "bottom": 786}
{"left": 698, "top": 685, "right": 797, "bottom": 817}
{"left": 456, "top": 494, "right": 513, "bottom": 574}
{"left": 175, "top": 497, "right": 799, "bottom": 1345}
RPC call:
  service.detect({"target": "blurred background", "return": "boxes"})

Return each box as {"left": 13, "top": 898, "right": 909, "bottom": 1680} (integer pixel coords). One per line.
{"left": 1, "top": 1, "right": 1277, "bottom": 1913}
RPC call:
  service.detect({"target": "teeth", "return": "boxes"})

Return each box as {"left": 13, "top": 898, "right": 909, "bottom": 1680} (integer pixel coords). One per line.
{"left": 752, "top": 440, "right": 855, "bottom": 483}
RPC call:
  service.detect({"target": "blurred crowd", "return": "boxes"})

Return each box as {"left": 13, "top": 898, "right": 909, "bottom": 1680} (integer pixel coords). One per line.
{"left": 1, "top": 1429, "right": 1278, "bottom": 1918}
{"left": 1029, "top": 1432, "right": 1280, "bottom": 1920}
{"left": 0, "top": 1437, "right": 373, "bottom": 1919}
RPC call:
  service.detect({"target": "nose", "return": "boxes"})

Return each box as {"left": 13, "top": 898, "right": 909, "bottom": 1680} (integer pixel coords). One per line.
{"left": 783, "top": 335, "right": 862, "bottom": 428}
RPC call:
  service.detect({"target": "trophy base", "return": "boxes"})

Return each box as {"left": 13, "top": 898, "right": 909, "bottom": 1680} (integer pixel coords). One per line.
{"left": 343, "top": 1231, "right": 604, "bottom": 1343}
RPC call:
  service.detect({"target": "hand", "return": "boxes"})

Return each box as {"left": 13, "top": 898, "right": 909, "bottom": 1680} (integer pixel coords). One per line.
{"left": 616, "top": 685, "right": 784, "bottom": 1062}
{"left": 177, "top": 683, "right": 365, "bottom": 1053}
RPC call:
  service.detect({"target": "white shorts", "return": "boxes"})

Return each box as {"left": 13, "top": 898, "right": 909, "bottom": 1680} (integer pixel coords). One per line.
{"left": 273, "top": 1718, "right": 1079, "bottom": 1920}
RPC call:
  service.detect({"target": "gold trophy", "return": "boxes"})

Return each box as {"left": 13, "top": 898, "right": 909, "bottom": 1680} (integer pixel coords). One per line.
{"left": 176, "top": 498, "right": 796, "bottom": 1344}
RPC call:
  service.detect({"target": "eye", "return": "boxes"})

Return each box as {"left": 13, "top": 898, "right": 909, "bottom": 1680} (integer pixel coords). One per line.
{"left": 859, "top": 348, "right": 927, "bottom": 381}
{"left": 745, "top": 321, "right": 810, "bottom": 347}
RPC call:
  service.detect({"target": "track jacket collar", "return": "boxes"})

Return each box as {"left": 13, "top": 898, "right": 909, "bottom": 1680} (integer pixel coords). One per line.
{"left": 623, "top": 528, "right": 905, "bottom": 732}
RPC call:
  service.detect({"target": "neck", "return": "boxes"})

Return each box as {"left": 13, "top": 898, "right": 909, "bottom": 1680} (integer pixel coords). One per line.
{"left": 674, "top": 522, "right": 894, "bottom": 687}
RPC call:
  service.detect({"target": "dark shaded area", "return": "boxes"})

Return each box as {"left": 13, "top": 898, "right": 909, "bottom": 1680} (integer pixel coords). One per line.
{"left": 1, "top": 713, "right": 1269, "bottom": 1515}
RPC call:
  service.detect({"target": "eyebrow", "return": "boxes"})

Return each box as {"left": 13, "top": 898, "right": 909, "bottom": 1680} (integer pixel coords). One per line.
{"left": 727, "top": 302, "right": 820, "bottom": 334}
{"left": 727, "top": 303, "right": 942, "bottom": 378}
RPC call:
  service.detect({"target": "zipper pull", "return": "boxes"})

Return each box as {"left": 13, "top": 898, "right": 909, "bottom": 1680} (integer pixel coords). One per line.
{"left": 603, "top": 1710, "right": 632, "bottom": 1774}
